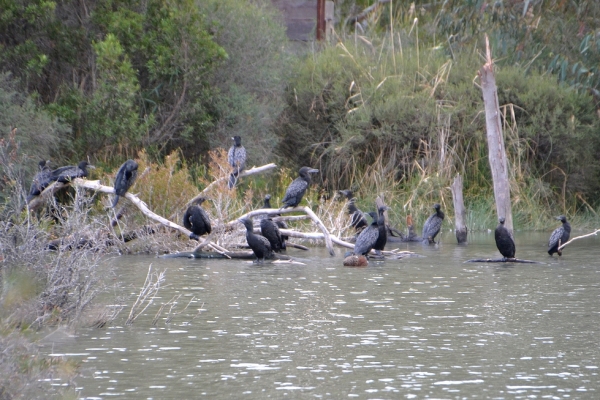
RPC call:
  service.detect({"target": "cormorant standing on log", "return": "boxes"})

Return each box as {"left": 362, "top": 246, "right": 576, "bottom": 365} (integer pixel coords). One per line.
{"left": 240, "top": 217, "right": 273, "bottom": 263}
{"left": 50, "top": 161, "right": 93, "bottom": 183}
{"left": 263, "top": 194, "right": 288, "bottom": 245}
{"left": 281, "top": 166, "right": 319, "bottom": 208}
{"left": 422, "top": 203, "right": 444, "bottom": 244}
{"left": 548, "top": 215, "right": 571, "bottom": 256}
{"left": 112, "top": 159, "right": 138, "bottom": 208}
{"left": 260, "top": 218, "right": 286, "bottom": 252}
{"left": 27, "top": 160, "right": 52, "bottom": 202}
{"left": 183, "top": 198, "right": 212, "bottom": 240}
{"left": 339, "top": 189, "right": 368, "bottom": 233}
{"left": 228, "top": 135, "right": 246, "bottom": 189}
{"left": 353, "top": 211, "right": 379, "bottom": 256}
{"left": 373, "top": 206, "right": 390, "bottom": 255}
{"left": 495, "top": 217, "right": 515, "bottom": 260}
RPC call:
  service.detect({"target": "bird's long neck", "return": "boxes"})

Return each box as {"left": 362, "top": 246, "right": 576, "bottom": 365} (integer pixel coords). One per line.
{"left": 347, "top": 201, "right": 359, "bottom": 214}
{"left": 377, "top": 210, "right": 385, "bottom": 227}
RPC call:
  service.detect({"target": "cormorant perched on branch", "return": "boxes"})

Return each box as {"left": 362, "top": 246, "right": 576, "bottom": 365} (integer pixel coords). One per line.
{"left": 50, "top": 161, "right": 94, "bottom": 183}
{"left": 339, "top": 189, "right": 368, "bottom": 233}
{"left": 422, "top": 203, "right": 445, "bottom": 244}
{"left": 263, "top": 194, "right": 288, "bottom": 245}
{"left": 112, "top": 159, "right": 138, "bottom": 208}
{"left": 548, "top": 215, "right": 571, "bottom": 256}
{"left": 239, "top": 217, "right": 273, "bottom": 263}
{"left": 260, "top": 217, "right": 286, "bottom": 252}
{"left": 281, "top": 166, "right": 319, "bottom": 208}
{"left": 373, "top": 205, "right": 390, "bottom": 255}
{"left": 183, "top": 198, "right": 212, "bottom": 240}
{"left": 495, "top": 217, "right": 515, "bottom": 260}
{"left": 353, "top": 211, "right": 379, "bottom": 256}
{"left": 27, "top": 160, "right": 52, "bottom": 202}
{"left": 228, "top": 135, "right": 246, "bottom": 189}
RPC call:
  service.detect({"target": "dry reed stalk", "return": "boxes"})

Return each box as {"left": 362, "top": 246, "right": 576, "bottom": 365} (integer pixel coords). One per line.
{"left": 126, "top": 264, "right": 166, "bottom": 325}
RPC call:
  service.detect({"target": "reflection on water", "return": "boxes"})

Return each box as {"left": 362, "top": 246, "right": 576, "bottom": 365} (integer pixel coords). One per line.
{"left": 42, "top": 232, "right": 600, "bottom": 398}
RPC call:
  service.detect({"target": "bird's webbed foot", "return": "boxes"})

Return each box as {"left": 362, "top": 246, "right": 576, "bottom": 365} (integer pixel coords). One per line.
{"left": 189, "top": 233, "right": 200, "bottom": 241}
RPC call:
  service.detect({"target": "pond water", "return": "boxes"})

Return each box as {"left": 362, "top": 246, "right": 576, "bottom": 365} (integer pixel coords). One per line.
{"left": 41, "top": 231, "right": 600, "bottom": 399}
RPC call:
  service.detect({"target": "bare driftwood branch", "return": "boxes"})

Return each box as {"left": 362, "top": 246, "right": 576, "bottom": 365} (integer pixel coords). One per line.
{"left": 230, "top": 206, "right": 335, "bottom": 256}
{"left": 558, "top": 229, "right": 600, "bottom": 251}
{"left": 188, "top": 163, "right": 277, "bottom": 206}
{"left": 27, "top": 181, "right": 67, "bottom": 211}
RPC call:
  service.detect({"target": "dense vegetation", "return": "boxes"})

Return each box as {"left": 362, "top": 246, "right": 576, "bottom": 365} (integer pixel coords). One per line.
{"left": 1, "top": 0, "right": 599, "bottom": 221}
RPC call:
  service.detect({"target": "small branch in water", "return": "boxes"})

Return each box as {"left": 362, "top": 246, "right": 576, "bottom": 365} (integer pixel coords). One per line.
{"left": 126, "top": 264, "right": 166, "bottom": 325}
{"left": 558, "top": 229, "right": 600, "bottom": 251}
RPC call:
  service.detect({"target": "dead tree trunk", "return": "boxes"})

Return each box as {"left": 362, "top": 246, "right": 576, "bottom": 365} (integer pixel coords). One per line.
{"left": 450, "top": 174, "right": 468, "bottom": 243}
{"left": 479, "top": 35, "right": 513, "bottom": 232}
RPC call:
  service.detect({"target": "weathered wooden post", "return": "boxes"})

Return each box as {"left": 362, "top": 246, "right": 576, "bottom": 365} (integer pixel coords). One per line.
{"left": 325, "top": 1, "right": 334, "bottom": 41}
{"left": 450, "top": 174, "right": 468, "bottom": 243}
{"left": 479, "top": 35, "right": 513, "bottom": 231}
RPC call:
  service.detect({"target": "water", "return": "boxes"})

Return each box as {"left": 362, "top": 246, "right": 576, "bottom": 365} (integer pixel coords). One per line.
{"left": 42, "top": 231, "right": 600, "bottom": 399}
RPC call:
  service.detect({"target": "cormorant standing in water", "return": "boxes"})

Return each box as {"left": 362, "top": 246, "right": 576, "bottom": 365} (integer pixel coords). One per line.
{"left": 228, "top": 135, "right": 247, "bottom": 189}
{"left": 422, "top": 203, "right": 445, "bottom": 244}
{"left": 260, "top": 218, "right": 286, "bottom": 252}
{"left": 112, "top": 159, "right": 138, "bottom": 208}
{"left": 373, "top": 206, "right": 390, "bottom": 255}
{"left": 183, "top": 198, "right": 212, "bottom": 240}
{"left": 27, "top": 160, "right": 52, "bottom": 202}
{"left": 548, "top": 215, "right": 571, "bottom": 256}
{"left": 263, "top": 194, "right": 288, "bottom": 246}
{"left": 240, "top": 217, "right": 273, "bottom": 263}
{"left": 494, "top": 217, "right": 515, "bottom": 260}
{"left": 353, "top": 212, "right": 379, "bottom": 256}
{"left": 339, "top": 189, "right": 368, "bottom": 233}
{"left": 281, "top": 166, "right": 319, "bottom": 208}
{"left": 50, "top": 161, "right": 93, "bottom": 183}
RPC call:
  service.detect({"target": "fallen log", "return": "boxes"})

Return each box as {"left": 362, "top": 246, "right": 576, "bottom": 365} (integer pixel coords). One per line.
{"left": 466, "top": 257, "right": 540, "bottom": 264}
{"left": 160, "top": 251, "right": 294, "bottom": 261}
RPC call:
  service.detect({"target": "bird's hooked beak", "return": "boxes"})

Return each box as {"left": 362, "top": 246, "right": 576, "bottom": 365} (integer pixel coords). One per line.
{"left": 87, "top": 164, "right": 96, "bottom": 170}
{"left": 308, "top": 168, "right": 319, "bottom": 174}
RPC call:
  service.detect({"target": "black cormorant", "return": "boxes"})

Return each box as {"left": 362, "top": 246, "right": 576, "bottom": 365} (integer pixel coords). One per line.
{"left": 27, "top": 160, "right": 52, "bottom": 202}
{"left": 373, "top": 205, "right": 390, "bottom": 255}
{"left": 112, "top": 159, "right": 138, "bottom": 208}
{"left": 548, "top": 215, "right": 571, "bottom": 256}
{"left": 260, "top": 218, "right": 285, "bottom": 252}
{"left": 495, "top": 217, "right": 515, "bottom": 260}
{"left": 339, "top": 189, "right": 368, "bottom": 233}
{"left": 353, "top": 211, "right": 379, "bottom": 256}
{"left": 50, "top": 161, "right": 93, "bottom": 183}
{"left": 183, "top": 198, "right": 212, "bottom": 240}
{"left": 240, "top": 217, "right": 273, "bottom": 263}
{"left": 263, "top": 194, "right": 288, "bottom": 246}
{"left": 422, "top": 203, "right": 445, "bottom": 244}
{"left": 281, "top": 166, "right": 319, "bottom": 208}
{"left": 228, "top": 136, "right": 247, "bottom": 189}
